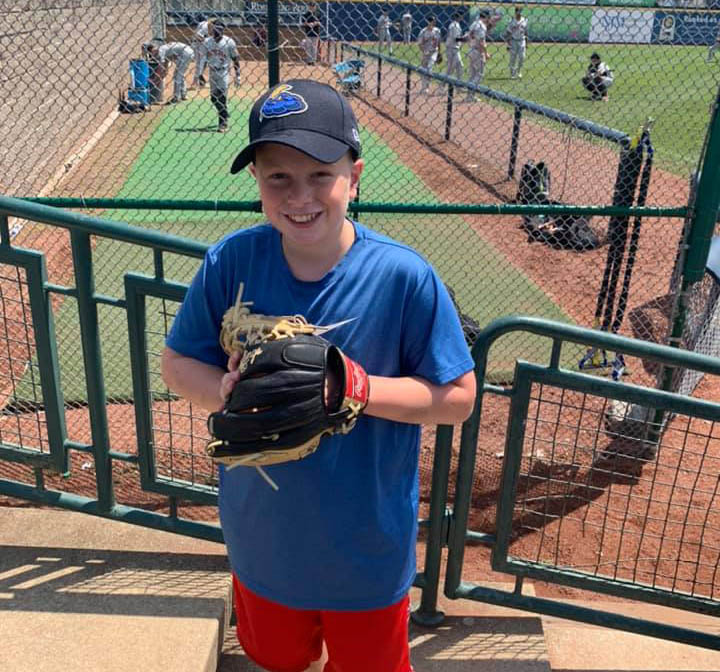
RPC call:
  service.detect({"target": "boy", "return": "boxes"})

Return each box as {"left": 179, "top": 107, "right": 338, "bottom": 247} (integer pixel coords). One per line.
{"left": 204, "top": 20, "right": 241, "bottom": 132}
{"left": 417, "top": 16, "right": 442, "bottom": 93}
{"left": 582, "top": 52, "right": 613, "bottom": 101}
{"left": 161, "top": 79, "right": 476, "bottom": 671}
{"left": 505, "top": 6, "right": 528, "bottom": 79}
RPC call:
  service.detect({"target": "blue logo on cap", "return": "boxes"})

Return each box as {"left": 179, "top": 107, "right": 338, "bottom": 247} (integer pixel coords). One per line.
{"left": 260, "top": 84, "right": 308, "bottom": 121}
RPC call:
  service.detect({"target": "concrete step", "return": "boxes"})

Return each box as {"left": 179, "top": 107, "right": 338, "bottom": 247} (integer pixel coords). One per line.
{"left": 0, "top": 507, "right": 230, "bottom": 672}
{"left": 3, "top": 507, "right": 719, "bottom": 672}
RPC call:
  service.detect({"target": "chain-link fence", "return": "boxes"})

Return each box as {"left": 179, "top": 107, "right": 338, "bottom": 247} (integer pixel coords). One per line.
{"left": 2, "top": 1, "right": 720, "bottom": 528}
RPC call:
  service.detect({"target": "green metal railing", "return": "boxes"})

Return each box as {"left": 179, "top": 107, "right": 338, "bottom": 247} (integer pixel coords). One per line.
{"left": 413, "top": 315, "right": 720, "bottom": 649}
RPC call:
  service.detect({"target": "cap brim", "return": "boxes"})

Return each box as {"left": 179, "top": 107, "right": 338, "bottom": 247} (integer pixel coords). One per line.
{"left": 230, "top": 130, "right": 352, "bottom": 174}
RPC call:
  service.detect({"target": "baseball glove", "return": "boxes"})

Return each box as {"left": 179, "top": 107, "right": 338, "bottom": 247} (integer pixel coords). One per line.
{"left": 436, "top": 52, "right": 443, "bottom": 64}
{"left": 206, "top": 285, "right": 369, "bottom": 470}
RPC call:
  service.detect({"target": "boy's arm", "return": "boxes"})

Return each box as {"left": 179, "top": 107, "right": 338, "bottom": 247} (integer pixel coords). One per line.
{"left": 161, "top": 346, "right": 228, "bottom": 412}
{"left": 365, "top": 370, "right": 476, "bottom": 426}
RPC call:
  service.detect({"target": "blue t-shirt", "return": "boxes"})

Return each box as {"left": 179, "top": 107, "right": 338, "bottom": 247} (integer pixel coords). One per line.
{"left": 166, "top": 222, "right": 474, "bottom": 610}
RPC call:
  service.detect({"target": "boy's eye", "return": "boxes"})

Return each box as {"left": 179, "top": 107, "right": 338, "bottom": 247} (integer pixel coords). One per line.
{"left": 268, "top": 173, "right": 288, "bottom": 181}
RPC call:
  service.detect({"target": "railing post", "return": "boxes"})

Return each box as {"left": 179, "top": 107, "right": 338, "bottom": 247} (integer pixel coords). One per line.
{"left": 405, "top": 67, "right": 411, "bottom": 116}
{"left": 376, "top": 55, "right": 382, "bottom": 97}
{"left": 70, "top": 230, "right": 115, "bottom": 512}
{"left": 508, "top": 105, "right": 522, "bottom": 179}
{"left": 267, "top": 0, "right": 280, "bottom": 86}
{"left": 445, "top": 84, "right": 454, "bottom": 141}
{"left": 412, "top": 424, "right": 454, "bottom": 626}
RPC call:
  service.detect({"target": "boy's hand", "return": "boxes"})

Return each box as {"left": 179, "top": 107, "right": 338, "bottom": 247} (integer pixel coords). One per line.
{"left": 219, "top": 350, "right": 242, "bottom": 402}
{"left": 207, "top": 334, "right": 369, "bottom": 469}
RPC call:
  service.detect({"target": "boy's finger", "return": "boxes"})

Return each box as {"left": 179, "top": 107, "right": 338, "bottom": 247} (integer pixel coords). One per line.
{"left": 228, "top": 350, "right": 242, "bottom": 371}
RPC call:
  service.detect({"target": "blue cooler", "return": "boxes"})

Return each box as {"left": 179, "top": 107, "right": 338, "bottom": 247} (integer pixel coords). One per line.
{"left": 128, "top": 59, "right": 149, "bottom": 106}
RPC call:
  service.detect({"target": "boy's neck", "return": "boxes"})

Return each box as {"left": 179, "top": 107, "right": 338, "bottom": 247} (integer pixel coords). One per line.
{"left": 282, "top": 218, "right": 356, "bottom": 282}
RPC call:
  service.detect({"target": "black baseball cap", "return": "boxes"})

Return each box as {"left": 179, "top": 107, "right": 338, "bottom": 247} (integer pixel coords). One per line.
{"left": 230, "top": 79, "right": 362, "bottom": 174}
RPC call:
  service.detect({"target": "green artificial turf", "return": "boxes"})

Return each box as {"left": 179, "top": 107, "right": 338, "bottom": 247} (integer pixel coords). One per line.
{"left": 21, "top": 97, "right": 573, "bottom": 402}
{"left": 383, "top": 41, "right": 719, "bottom": 175}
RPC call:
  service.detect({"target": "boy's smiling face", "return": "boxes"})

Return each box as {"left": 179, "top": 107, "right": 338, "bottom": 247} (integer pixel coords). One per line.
{"left": 250, "top": 144, "right": 363, "bottom": 252}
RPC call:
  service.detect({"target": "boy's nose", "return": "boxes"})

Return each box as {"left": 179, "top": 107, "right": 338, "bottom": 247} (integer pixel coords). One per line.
{"left": 287, "top": 181, "right": 312, "bottom": 205}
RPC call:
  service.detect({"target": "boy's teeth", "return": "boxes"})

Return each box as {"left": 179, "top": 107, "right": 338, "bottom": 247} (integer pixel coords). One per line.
{"left": 290, "top": 214, "right": 316, "bottom": 223}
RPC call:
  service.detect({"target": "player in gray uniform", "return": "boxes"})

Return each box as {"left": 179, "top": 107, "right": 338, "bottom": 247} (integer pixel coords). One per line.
{"left": 505, "top": 7, "right": 528, "bottom": 79}
{"left": 465, "top": 11, "right": 490, "bottom": 100}
{"left": 445, "top": 13, "right": 465, "bottom": 80}
{"left": 204, "top": 20, "right": 241, "bottom": 132}
{"left": 191, "top": 16, "right": 209, "bottom": 88}
{"left": 377, "top": 9, "right": 393, "bottom": 54}
{"left": 417, "top": 16, "right": 442, "bottom": 93}
{"left": 400, "top": 10, "right": 413, "bottom": 44}
{"left": 145, "top": 41, "right": 194, "bottom": 103}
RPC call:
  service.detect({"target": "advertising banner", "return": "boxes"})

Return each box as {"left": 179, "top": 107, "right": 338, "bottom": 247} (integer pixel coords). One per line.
{"left": 652, "top": 11, "right": 720, "bottom": 45}
{"left": 589, "top": 9, "right": 654, "bottom": 42}
{"left": 490, "top": 7, "right": 594, "bottom": 43}
{"left": 598, "top": 0, "right": 655, "bottom": 6}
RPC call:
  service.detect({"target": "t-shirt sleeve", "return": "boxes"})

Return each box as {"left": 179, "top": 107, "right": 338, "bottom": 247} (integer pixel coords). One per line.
{"left": 401, "top": 267, "right": 474, "bottom": 385}
{"left": 165, "top": 249, "right": 229, "bottom": 369}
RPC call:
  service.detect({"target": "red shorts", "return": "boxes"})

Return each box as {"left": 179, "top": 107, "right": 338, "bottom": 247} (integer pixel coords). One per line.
{"left": 232, "top": 576, "right": 413, "bottom": 672}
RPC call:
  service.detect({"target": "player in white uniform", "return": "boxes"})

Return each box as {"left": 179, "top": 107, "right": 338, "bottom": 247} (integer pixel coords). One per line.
{"left": 377, "top": 9, "right": 393, "bottom": 54}
{"left": 445, "top": 13, "right": 465, "bottom": 80}
{"left": 145, "top": 41, "right": 194, "bottom": 103}
{"left": 417, "top": 16, "right": 442, "bottom": 93}
{"left": 505, "top": 7, "right": 528, "bottom": 79}
{"left": 204, "top": 20, "right": 241, "bottom": 132}
{"left": 191, "top": 16, "right": 209, "bottom": 88}
{"left": 465, "top": 11, "right": 490, "bottom": 100}
{"left": 400, "top": 11, "right": 413, "bottom": 44}
{"left": 708, "top": 25, "right": 720, "bottom": 62}
{"left": 582, "top": 52, "right": 613, "bottom": 101}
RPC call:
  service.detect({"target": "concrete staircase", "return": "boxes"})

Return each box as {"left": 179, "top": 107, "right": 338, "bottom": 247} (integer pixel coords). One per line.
{"left": 2, "top": 507, "right": 719, "bottom": 672}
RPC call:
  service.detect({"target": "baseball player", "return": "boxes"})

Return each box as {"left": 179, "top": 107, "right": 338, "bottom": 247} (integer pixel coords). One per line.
{"left": 505, "top": 6, "right": 528, "bottom": 79}
{"left": 417, "top": 16, "right": 442, "bottom": 93}
{"left": 301, "top": 2, "right": 323, "bottom": 65}
{"left": 377, "top": 8, "right": 393, "bottom": 54}
{"left": 145, "top": 40, "right": 194, "bottom": 104}
{"left": 465, "top": 10, "right": 491, "bottom": 101}
{"left": 400, "top": 10, "right": 413, "bottom": 44}
{"left": 191, "top": 15, "right": 209, "bottom": 88}
{"left": 204, "top": 20, "right": 241, "bottom": 132}
{"left": 445, "top": 12, "right": 466, "bottom": 80}
{"left": 582, "top": 52, "right": 613, "bottom": 101}
{"left": 708, "top": 24, "right": 720, "bottom": 62}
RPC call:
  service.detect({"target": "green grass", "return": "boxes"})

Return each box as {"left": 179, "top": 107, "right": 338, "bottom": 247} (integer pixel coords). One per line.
{"left": 381, "top": 41, "right": 719, "bottom": 175}
{"left": 22, "top": 97, "right": 573, "bottom": 402}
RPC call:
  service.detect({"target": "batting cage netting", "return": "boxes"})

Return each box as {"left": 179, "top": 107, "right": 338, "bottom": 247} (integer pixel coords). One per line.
{"left": 3, "top": 2, "right": 720, "bottom": 591}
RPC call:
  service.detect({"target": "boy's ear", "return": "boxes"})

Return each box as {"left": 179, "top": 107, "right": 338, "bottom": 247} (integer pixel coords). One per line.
{"left": 248, "top": 163, "right": 257, "bottom": 178}
{"left": 349, "top": 159, "right": 364, "bottom": 196}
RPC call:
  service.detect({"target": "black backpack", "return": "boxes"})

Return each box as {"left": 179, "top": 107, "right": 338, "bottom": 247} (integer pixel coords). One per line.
{"left": 516, "top": 161, "right": 600, "bottom": 251}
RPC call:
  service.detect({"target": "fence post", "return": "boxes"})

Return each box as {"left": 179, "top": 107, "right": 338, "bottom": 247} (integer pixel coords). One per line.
{"left": 659, "top": 87, "right": 720, "bottom": 396}
{"left": 377, "top": 55, "right": 382, "bottom": 97}
{"left": 267, "top": 0, "right": 280, "bottom": 86}
{"left": 445, "top": 84, "right": 454, "bottom": 141}
{"left": 411, "top": 424, "right": 454, "bottom": 627}
{"left": 70, "top": 230, "right": 115, "bottom": 513}
{"left": 508, "top": 105, "right": 522, "bottom": 179}
{"left": 405, "top": 67, "right": 411, "bottom": 116}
